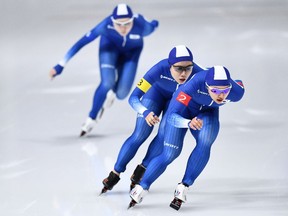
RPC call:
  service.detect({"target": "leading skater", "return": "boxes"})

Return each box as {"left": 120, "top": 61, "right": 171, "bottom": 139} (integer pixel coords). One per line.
{"left": 128, "top": 66, "right": 245, "bottom": 210}
{"left": 101, "top": 45, "right": 207, "bottom": 194}
{"left": 49, "top": 4, "right": 159, "bottom": 136}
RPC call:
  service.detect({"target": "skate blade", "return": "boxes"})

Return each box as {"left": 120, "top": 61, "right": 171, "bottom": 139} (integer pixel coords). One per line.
{"left": 80, "top": 130, "right": 86, "bottom": 137}
{"left": 99, "top": 187, "right": 108, "bottom": 196}
{"left": 127, "top": 200, "right": 137, "bottom": 209}
{"left": 98, "top": 108, "right": 104, "bottom": 120}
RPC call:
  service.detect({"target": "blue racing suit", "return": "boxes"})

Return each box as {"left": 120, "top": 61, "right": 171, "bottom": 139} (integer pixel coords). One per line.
{"left": 139, "top": 71, "right": 245, "bottom": 189}
{"left": 53, "top": 14, "right": 158, "bottom": 119}
{"left": 113, "top": 59, "right": 206, "bottom": 173}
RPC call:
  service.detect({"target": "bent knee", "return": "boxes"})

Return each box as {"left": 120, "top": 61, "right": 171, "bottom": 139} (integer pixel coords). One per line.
{"left": 99, "top": 81, "right": 114, "bottom": 91}
{"left": 116, "top": 90, "right": 130, "bottom": 100}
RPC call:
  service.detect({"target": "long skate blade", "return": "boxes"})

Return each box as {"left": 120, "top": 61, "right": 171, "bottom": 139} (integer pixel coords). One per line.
{"left": 96, "top": 107, "right": 104, "bottom": 121}
{"left": 80, "top": 131, "right": 86, "bottom": 137}
{"left": 127, "top": 200, "right": 137, "bottom": 209}
{"left": 99, "top": 109, "right": 104, "bottom": 119}
{"left": 99, "top": 187, "right": 108, "bottom": 196}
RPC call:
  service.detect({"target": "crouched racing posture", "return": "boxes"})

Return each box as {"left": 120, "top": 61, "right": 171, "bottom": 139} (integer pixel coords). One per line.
{"left": 128, "top": 66, "right": 245, "bottom": 210}
{"left": 100, "top": 45, "right": 207, "bottom": 194}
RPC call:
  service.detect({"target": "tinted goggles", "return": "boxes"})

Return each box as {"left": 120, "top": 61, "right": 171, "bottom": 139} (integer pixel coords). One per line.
{"left": 206, "top": 83, "right": 232, "bottom": 95}
{"left": 172, "top": 64, "right": 193, "bottom": 73}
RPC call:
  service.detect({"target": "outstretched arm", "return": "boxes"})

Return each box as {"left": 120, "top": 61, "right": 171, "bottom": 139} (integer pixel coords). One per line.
{"left": 137, "top": 14, "right": 159, "bottom": 36}
{"left": 49, "top": 19, "right": 106, "bottom": 79}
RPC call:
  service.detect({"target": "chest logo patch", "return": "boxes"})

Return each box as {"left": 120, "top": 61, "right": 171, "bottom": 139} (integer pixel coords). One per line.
{"left": 129, "top": 34, "right": 141, "bottom": 39}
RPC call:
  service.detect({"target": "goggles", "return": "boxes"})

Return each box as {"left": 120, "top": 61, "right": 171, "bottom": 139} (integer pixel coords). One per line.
{"left": 206, "top": 83, "right": 232, "bottom": 95}
{"left": 172, "top": 64, "right": 193, "bottom": 73}
{"left": 112, "top": 17, "right": 134, "bottom": 27}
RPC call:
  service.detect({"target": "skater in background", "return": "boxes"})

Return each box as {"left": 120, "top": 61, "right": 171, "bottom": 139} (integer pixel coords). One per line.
{"left": 49, "top": 3, "right": 159, "bottom": 136}
{"left": 101, "top": 45, "right": 207, "bottom": 194}
{"left": 128, "top": 66, "right": 245, "bottom": 210}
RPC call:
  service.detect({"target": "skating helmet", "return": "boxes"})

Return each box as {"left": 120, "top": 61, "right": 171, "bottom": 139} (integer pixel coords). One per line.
{"left": 205, "top": 66, "right": 231, "bottom": 86}
{"left": 112, "top": 4, "right": 133, "bottom": 20}
{"left": 168, "top": 45, "right": 193, "bottom": 65}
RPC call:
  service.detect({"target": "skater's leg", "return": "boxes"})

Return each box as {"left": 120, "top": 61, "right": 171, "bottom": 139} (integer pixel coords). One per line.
{"left": 113, "top": 98, "right": 162, "bottom": 173}
{"left": 88, "top": 48, "right": 118, "bottom": 120}
{"left": 129, "top": 125, "right": 186, "bottom": 205}
{"left": 129, "top": 115, "right": 166, "bottom": 189}
{"left": 141, "top": 107, "right": 169, "bottom": 167}
{"left": 114, "top": 48, "right": 142, "bottom": 99}
{"left": 140, "top": 125, "right": 187, "bottom": 190}
{"left": 101, "top": 98, "right": 163, "bottom": 193}
{"left": 80, "top": 40, "right": 119, "bottom": 136}
{"left": 128, "top": 96, "right": 167, "bottom": 189}
{"left": 170, "top": 109, "right": 219, "bottom": 210}
{"left": 182, "top": 109, "right": 219, "bottom": 186}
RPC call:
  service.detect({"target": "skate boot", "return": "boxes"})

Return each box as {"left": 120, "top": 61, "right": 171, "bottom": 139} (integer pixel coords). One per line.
{"left": 103, "top": 90, "right": 116, "bottom": 109}
{"left": 128, "top": 184, "right": 148, "bottom": 209}
{"left": 130, "top": 164, "right": 146, "bottom": 190}
{"left": 100, "top": 171, "right": 120, "bottom": 195}
{"left": 97, "top": 90, "right": 116, "bottom": 120}
{"left": 170, "top": 183, "right": 188, "bottom": 211}
{"left": 80, "top": 117, "right": 96, "bottom": 137}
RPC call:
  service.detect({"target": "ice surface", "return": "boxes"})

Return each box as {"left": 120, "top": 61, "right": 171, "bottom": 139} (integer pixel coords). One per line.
{"left": 0, "top": 0, "right": 287, "bottom": 215}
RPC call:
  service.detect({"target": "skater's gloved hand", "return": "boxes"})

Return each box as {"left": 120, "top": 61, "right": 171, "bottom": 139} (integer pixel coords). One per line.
{"left": 144, "top": 111, "right": 160, "bottom": 127}
{"left": 189, "top": 117, "right": 203, "bottom": 130}
{"left": 151, "top": 20, "right": 159, "bottom": 28}
{"left": 49, "top": 64, "right": 64, "bottom": 80}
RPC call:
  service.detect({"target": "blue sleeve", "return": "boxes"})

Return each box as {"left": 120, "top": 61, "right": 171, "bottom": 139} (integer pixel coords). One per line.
{"left": 128, "top": 61, "right": 161, "bottom": 116}
{"left": 136, "top": 14, "right": 159, "bottom": 37}
{"left": 56, "top": 19, "right": 107, "bottom": 69}
{"left": 128, "top": 88, "right": 148, "bottom": 116}
{"left": 168, "top": 110, "right": 191, "bottom": 128}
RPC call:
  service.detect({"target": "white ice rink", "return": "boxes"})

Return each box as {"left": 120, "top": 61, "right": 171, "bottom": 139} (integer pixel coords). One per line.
{"left": 1, "top": 0, "right": 288, "bottom": 215}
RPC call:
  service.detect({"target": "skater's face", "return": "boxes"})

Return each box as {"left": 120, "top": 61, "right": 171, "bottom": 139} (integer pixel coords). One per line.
{"left": 206, "top": 83, "right": 232, "bottom": 104}
{"left": 113, "top": 17, "right": 134, "bottom": 36}
{"left": 170, "top": 61, "right": 193, "bottom": 84}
